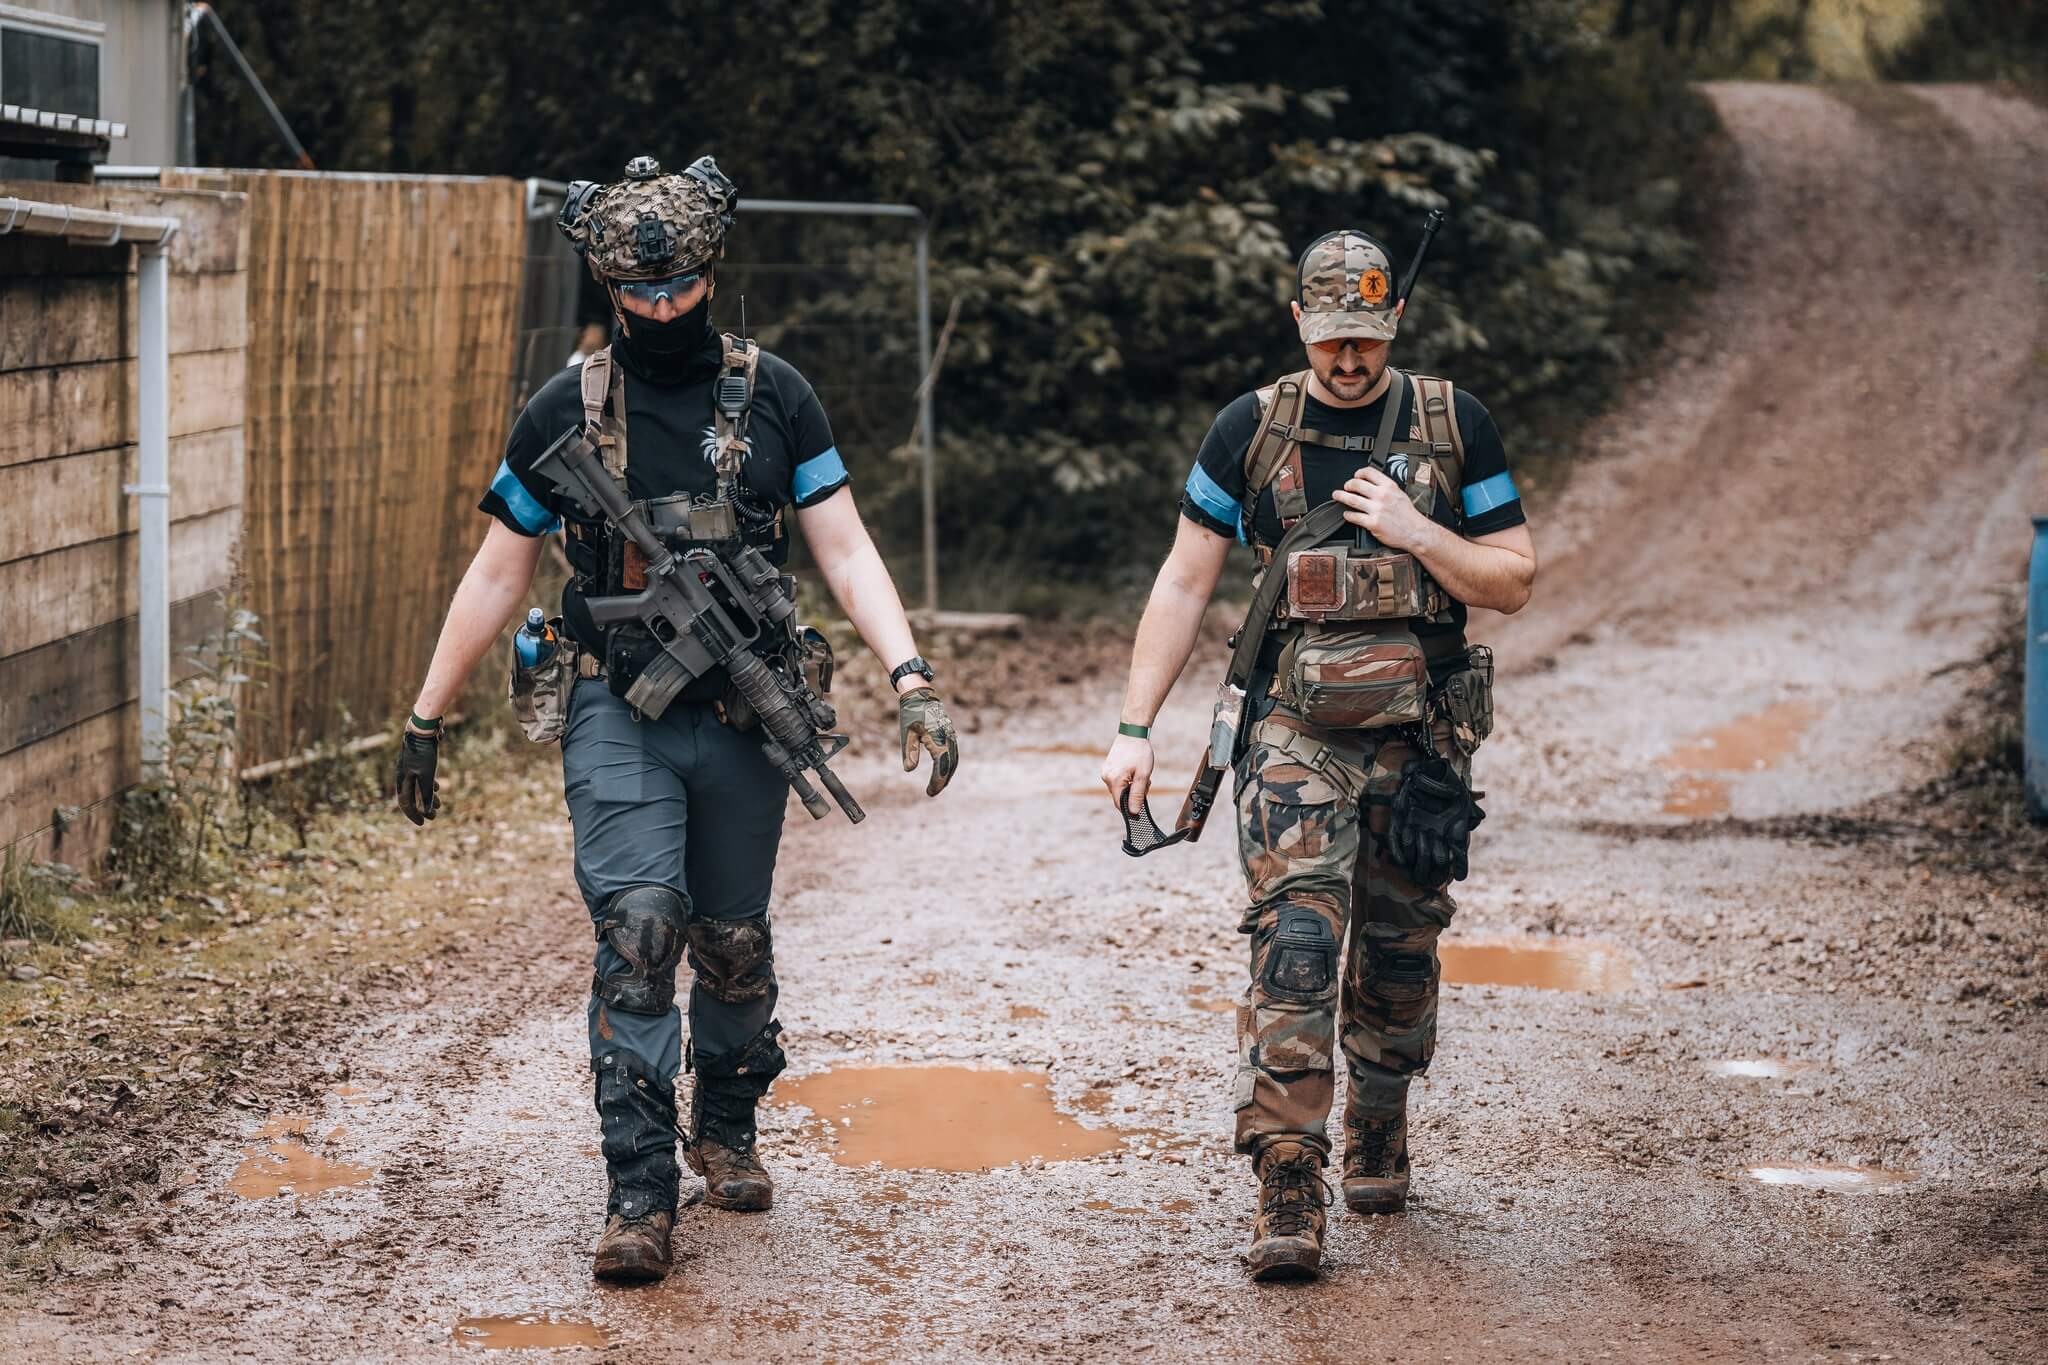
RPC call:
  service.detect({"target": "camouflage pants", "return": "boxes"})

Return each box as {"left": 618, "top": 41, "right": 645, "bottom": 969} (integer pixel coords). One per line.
{"left": 1233, "top": 713, "right": 1463, "bottom": 1156}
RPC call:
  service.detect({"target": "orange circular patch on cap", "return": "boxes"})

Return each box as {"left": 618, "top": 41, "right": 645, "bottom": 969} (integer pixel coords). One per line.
{"left": 1358, "top": 268, "right": 1390, "bottom": 306}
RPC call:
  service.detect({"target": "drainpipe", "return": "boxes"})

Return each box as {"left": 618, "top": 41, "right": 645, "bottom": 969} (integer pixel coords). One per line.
{"left": 0, "top": 197, "right": 180, "bottom": 777}
{"left": 2027, "top": 517, "right": 2048, "bottom": 821}
{"left": 134, "top": 242, "right": 172, "bottom": 773}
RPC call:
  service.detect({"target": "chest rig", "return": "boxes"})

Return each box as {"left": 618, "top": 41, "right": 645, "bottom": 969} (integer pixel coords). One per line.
{"left": 1241, "top": 368, "right": 1465, "bottom": 626}
{"left": 566, "top": 335, "right": 779, "bottom": 595}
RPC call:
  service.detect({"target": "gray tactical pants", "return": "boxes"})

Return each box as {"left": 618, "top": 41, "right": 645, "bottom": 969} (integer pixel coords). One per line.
{"left": 563, "top": 677, "right": 790, "bottom": 1080}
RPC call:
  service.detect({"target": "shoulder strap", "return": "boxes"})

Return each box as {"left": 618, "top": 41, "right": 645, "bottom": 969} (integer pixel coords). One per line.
{"left": 1239, "top": 371, "right": 1311, "bottom": 542}
{"left": 1406, "top": 373, "right": 1463, "bottom": 521}
{"left": 579, "top": 345, "right": 629, "bottom": 483}
{"left": 711, "top": 333, "right": 759, "bottom": 501}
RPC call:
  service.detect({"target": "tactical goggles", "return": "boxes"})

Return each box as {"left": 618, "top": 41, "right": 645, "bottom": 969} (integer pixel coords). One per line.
{"left": 614, "top": 268, "right": 707, "bottom": 308}
{"left": 1308, "top": 334, "right": 1387, "bottom": 355}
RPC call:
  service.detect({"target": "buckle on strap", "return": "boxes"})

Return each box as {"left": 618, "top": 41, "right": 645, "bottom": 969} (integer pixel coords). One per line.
{"left": 1252, "top": 716, "right": 1366, "bottom": 802}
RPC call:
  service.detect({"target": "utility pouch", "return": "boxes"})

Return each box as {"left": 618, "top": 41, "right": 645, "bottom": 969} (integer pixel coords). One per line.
{"left": 1434, "top": 645, "right": 1494, "bottom": 756}
{"left": 1284, "top": 546, "right": 1447, "bottom": 623}
{"left": 507, "top": 616, "right": 574, "bottom": 744}
{"left": 1276, "top": 624, "right": 1429, "bottom": 732}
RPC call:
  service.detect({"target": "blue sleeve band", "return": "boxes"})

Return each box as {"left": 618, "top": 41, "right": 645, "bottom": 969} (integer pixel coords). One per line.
{"left": 792, "top": 446, "right": 849, "bottom": 503}
{"left": 1461, "top": 471, "right": 1520, "bottom": 518}
{"left": 492, "top": 459, "right": 559, "bottom": 536}
{"left": 1184, "top": 463, "right": 1246, "bottom": 544}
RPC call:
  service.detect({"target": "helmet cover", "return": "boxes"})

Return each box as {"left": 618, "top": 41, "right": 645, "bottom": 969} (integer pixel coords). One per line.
{"left": 560, "top": 155, "right": 739, "bottom": 282}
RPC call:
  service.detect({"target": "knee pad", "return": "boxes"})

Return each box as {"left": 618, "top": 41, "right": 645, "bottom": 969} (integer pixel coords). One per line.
{"left": 685, "top": 912, "right": 774, "bottom": 1004}
{"left": 593, "top": 884, "right": 688, "bottom": 1016}
{"left": 1257, "top": 906, "right": 1339, "bottom": 1006}
{"left": 1360, "top": 925, "right": 1440, "bottom": 1022}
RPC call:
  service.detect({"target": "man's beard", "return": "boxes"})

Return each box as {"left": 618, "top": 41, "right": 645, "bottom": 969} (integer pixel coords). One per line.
{"left": 1327, "top": 356, "right": 1382, "bottom": 393}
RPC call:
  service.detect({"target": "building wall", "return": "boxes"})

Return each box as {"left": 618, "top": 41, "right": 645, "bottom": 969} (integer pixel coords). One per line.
{"left": 0, "top": 177, "right": 247, "bottom": 865}
{"left": 1, "top": 0, "right": 182, "bottom": 166}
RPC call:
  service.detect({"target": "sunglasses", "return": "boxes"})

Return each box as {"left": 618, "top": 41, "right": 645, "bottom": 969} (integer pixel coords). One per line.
{"left": 1308, "top": 336, "right": 1386, "bottom": 356}
{"left": 616, "top": 269, "right": 707, "bottom": 307}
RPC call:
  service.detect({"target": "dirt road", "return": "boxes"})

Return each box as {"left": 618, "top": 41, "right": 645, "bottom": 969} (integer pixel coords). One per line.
{"left": 7, "top": 83, "right": 2046, "bottom": 1362}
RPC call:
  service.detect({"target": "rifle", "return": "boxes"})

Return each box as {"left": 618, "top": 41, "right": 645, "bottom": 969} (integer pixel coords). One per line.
{"left": 529, "top": 426, "right": 865, "bottom": 824}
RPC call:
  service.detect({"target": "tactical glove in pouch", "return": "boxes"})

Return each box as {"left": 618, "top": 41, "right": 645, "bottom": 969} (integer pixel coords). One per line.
{"left": 1274, "top": 624, "right": 1429, "bottom": 732}
{"left": 508, "top": 615, "right": 575, "bottom": 744}
{"left": 1388, "top": 753, "right": 1485, "bottom": 890}
{"left": 1434, "top": 645, "right": 1494, "bottom": 756}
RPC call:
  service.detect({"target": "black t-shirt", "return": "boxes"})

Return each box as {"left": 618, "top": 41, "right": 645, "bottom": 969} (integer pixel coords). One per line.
{"left": 479, "top": 339, "right": 846, "bottom": 656}
{"left": 1179, "top": 375, "right": 1524, "bottom": 641}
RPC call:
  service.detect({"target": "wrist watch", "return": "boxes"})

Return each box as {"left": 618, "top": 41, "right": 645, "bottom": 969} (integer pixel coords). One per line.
{"left": 889, "top": 656, "right": 936, "bottom": 689}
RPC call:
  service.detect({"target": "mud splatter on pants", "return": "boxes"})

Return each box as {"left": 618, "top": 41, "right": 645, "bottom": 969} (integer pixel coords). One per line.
{"left": 1233, "top": 715, "right": 1463, "bottom": 1156}
{"left": 561, "top": 678, "right": 789, "bottom": 1216}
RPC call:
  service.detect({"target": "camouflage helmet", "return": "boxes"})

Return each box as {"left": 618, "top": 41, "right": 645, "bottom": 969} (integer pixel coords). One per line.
{"left": 557, "top": 154, "right": 739, "bottom": 283}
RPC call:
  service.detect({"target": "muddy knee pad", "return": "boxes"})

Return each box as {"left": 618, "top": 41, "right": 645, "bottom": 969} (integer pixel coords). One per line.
{"left": 684, "top": 911, "right": 775, "bottom": 1004}
{"left": 592, "top": 1048, "right": 679, "bottom": 1218}
{"left": 593, "top": 884, "right": 689, "bottom": 1016}
{"left": 1235, "top": 906, "right": 1341, "bottom": 1154}
{"left": 1344, "top": 923, "right": 1442, "bottom": 1075}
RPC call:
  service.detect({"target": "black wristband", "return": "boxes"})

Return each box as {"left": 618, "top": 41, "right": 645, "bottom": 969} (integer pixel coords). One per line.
{"left": 889, "top": 656, "right": 935, "bottom": 689}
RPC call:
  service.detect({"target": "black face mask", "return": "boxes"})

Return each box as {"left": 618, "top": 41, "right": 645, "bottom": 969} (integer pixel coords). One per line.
{"left": 613, "top": 292, "right": 718, "bottom": 383}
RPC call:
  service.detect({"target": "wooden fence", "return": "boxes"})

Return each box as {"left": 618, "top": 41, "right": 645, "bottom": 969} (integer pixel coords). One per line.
{"left": 0, "top": 181, "right": 250, "bottom": 863}
{"left": 162, "top": 171, "right": 526, "bottom": 766}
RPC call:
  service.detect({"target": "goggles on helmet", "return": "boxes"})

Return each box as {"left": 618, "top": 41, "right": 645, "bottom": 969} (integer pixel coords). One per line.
{"left": 615, "top": 268, "right": 708, "bottom": 308}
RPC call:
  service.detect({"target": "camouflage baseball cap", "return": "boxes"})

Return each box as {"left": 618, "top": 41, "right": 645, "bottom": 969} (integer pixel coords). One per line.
{"left": 1296, "top": 230, "right": 1399, "bottom": 345}
{"left": 559, "top": 154, "right": 738, "bottom": 283}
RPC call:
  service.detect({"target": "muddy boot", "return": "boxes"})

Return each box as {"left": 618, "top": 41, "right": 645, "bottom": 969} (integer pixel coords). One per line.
{"left": 1248, "top": 1139, "right": 1331, "bottom": 1282}
{"left": 592, "top": 1211, "right": 674, "bottom": 1284}
{"left": 683, "top": 1114, "right": 773, "bottom": 1211}
{"left": 1342, "top": 1066, "right": 1411, "bottom": 1214}
{"left": 682, "top": 1024, "right": 784, "bottom": 1212}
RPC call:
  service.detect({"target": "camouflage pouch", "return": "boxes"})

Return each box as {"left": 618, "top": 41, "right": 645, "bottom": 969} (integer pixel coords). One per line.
{"left": 1283, "top": 546, "right": 1448, "bottom": 623}
{"left": 1434, "top": 646, "right": 1494, "bottom": 756}
{"left": 507, "top": 617, "right": 574, "bottom": 745}
{"left": 1276, "top": 624, "right": 1429, "bottom": 731}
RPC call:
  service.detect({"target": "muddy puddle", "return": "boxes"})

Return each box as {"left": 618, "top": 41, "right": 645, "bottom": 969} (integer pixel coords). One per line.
{"left": 776, "top": 1067, "right": 1127, "bottom": 1170}
{"left": 1745, "top": 1162, "right": 1914, "bottom": 1192}
{"left": 230, "top": 1116, "right": 374, "bottom": 1201}
{"left": 454, "top": 1313, "right": 606, "bottom": 1350}
{"left": 1440, "top": 939, "right": 1633, "bottom": 992}
{"left": 1711, "top": 1058, "right": 1820, "bottom": 1079}
{"left": 1660, "top": 700, "right": 1821, "bottom": 817}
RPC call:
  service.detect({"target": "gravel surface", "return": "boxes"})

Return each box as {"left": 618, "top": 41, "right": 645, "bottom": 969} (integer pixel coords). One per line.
{"left": 3, "top": 82, "right": 2044, "bottom": 1363}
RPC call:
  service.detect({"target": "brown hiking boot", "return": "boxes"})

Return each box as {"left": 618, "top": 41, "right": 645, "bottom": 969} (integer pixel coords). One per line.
{"left": 592, "top": 1211, "right": 674, "bottom": 1284}
{"left": 1248, "top": 1139, "right": 1331, "bottom": 1282}
{"left": 684, "top": 1135, "right": 773, "bottom": 1211}
{"left": 1342, "top": 1082, "right": 1411, "bottom": 1214}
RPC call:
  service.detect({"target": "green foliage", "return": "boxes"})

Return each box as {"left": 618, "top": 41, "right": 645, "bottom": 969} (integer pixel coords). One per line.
{"left": 196, "top": 0, "right": 1714, "bottom": 590}
{"left": 1882, "top": 0, "right": 2048, "bottom": 84}
{"left": 106, "top": 610, "right": 268, "bottom": 899}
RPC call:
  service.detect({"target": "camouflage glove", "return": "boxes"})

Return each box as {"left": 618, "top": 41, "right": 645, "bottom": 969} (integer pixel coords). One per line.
{"left": 1388, "top": 754, "right": 1484, "bottom": 889}
{"left": 897, "top": 687, "right": 959, "bottom": 797}
{"left": 394, "top": 727, "right": 441, "bottom": 826}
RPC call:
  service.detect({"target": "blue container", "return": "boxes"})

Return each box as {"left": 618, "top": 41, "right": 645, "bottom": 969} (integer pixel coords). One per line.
{"left": 514, "top": 607, "right": 556, "bottom": 670}
{"left": 2029, "top": 519, "right": 2048, "bottom": 820}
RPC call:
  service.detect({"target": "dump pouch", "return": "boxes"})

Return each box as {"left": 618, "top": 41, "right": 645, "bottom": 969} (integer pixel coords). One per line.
{"left": 1284, "top": 545, "right": 1449, "bottom": 623}
{"left": 508, "top": 616, "right": 575, "bottom": 744}
{"left": 1275, "top": 624, "right": 1429, "bottom": 732}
